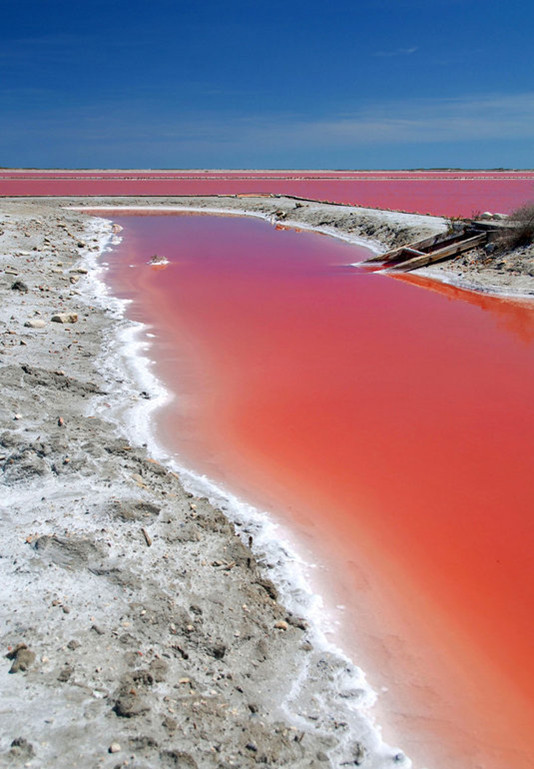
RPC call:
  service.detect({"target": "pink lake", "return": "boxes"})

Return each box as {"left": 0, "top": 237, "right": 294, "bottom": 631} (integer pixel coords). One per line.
{"left": 3, "top": 169, "right": 534, "bottom": 217}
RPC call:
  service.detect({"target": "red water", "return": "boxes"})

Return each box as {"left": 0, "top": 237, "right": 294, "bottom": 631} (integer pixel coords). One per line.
{"left": 3, "top": 169, "right": 534, "bottom": 217}
{"left": 101, "top": 212, "right": 534, "bottom": 769}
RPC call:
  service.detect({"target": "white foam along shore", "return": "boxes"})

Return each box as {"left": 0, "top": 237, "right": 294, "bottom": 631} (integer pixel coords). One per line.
{"left": 0, "top": 197, "right": 415, "bottom": 769}
{"left": 81, "top": 213, "right": 413, "bottom": 767}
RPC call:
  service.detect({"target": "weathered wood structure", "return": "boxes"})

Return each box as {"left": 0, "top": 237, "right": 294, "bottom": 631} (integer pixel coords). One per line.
{"left": 366, "top": 220, "right": 511, "bottom": 272}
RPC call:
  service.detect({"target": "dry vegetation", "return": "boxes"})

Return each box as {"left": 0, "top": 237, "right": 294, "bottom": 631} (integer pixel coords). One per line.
{"left": 497, "top": 202, "right": 534, "bottom": 251}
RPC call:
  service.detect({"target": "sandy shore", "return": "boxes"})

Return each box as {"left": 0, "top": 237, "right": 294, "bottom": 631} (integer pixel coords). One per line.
{"left": 1, "top": 196, "right": 532, "bottom": 769}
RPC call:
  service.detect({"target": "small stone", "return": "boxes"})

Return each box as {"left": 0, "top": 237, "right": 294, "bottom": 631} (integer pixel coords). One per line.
{"left": 13, "top": 413, "right": 22, "bottom": 421}
{"left": 274, "top": 620, "right": 288, "bottom": 631}
{"left": 67, "top": 639, "right": 80, "bottom": 650}
{"left": 209, "top": 643, "right": 226, "bottom": 660}
{"left": 113, "top": 693, "right": 149, "bottom": 718}
{"left": 51, "top": 313, "right": 78, "bottom": 324}
{"left": 162, "top": 716, "right": 177, "bottom": 732}
{"left": 7, "top": 644, "right": 36, "bottom": 673}
{"left": 91, "top": 624, "right": 104, "bottom": 635}
{"left": 11, "top": 280, "right": 28, "bottom": 293}
{"left": 57, "top": 665, "right": 73, "bottom": 682}
{"left": 108, "top": 743, "right": 121, "bottom": 754}
{"left": 149, "top": 658, "right": 168, "bottom": 682}
{"left": 287, "top": 614, "right": 308, "bottom": 630}
{"left": 9, "top": 738, "right": 35, "bottom": 759}
{"left": 349, "top": 742, "right": 366, "bottom": 765}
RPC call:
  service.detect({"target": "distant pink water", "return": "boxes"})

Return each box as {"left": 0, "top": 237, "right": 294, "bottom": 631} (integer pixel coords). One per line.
{"left": 3, "top": 169, "right": 534, "bottom": 217}
{"left": 101, "top": 211, "right": 534, "bottom": 769}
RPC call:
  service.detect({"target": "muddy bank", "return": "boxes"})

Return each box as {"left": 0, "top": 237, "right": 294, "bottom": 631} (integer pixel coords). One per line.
{"left": 0, "top": 199, "right": 408, "bottom": 769}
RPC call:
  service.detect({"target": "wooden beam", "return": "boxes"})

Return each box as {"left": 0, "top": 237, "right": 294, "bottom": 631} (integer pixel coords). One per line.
{"left": 390, "top": 233, "right": 487, "bottom": 272}
{"left": 397, "top": 247, "right": 427, "bottom": 258}
{"left": 365, "top": 229, "right": 467, "bottom": 263}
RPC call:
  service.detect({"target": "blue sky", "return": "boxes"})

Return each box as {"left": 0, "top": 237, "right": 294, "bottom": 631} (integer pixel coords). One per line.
{"left": 1, "top": 0, "right": 533, "bottom": 168}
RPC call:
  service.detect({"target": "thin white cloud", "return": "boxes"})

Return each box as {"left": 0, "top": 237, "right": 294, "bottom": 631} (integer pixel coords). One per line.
{"left": 373, "top": 46, "right": 418, "bottom": 57}
{"left": 208, "top": 92, "right": 534, "bottom": 148}
{"left": 2, "top": 92, "right": 534, "bottom": 154}
{"left": 141, "top": 92, "right": 534, "bottom": 152}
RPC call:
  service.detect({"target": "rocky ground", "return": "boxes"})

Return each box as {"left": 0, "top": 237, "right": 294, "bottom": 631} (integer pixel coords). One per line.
{"left": 420, "top": 238, "right": 534, "bottom": 297}
{"left": 0, "top": 199, "right": 413, "bottom": 769}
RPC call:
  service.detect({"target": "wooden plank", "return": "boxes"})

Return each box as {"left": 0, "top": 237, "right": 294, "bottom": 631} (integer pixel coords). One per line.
{"left": 397, "top": 247, "right": 427, "bottom": 258}
{"left": 366, "top": 246, "right": 424, "bottom": 264}
{"left": 372, "top": 247, "right": 427, "bottom": 263}
{"left": 365, "top": 229, "right": 467, "bottom": 263}
{"left": 364, "top": 236, "right": 437, "bottom": 263}
{"left": 390, "top": 234, "right": 487, "bottom": 272}
{"left": 425, "top": 233, "right": 487, "bottom": 259}
{"left": 365, "top": 241, "right": 430, "bottom": 263}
